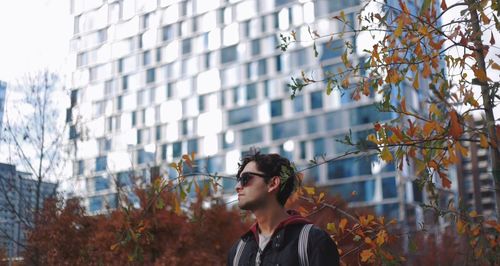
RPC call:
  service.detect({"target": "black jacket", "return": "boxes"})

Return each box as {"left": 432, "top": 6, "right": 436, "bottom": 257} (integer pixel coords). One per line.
{"left": 227, "top": 213, "right": 340, "bottom": 266}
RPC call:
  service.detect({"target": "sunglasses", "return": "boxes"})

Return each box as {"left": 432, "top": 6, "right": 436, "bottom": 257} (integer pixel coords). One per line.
{"left": 236, "top": 172, "right": 269, "bottom": 187}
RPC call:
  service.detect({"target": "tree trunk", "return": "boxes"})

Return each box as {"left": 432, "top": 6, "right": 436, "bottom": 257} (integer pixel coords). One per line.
{"left": 466, "top": 0, "right": 500, "bottom": 218}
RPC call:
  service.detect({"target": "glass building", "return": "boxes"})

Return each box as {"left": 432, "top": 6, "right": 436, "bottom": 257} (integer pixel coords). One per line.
{"left": 66, "top": 0, "right": 426, "bottom": 223}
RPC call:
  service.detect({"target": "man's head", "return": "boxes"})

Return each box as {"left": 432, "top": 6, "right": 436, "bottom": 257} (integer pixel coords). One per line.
{"left": 235, "top": 153, "right": 296, "bottom": 211}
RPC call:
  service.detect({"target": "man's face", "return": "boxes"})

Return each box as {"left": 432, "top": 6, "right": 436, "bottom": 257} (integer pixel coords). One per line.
{"left": 235, "top": 161, "right": 272, "bottom": 211}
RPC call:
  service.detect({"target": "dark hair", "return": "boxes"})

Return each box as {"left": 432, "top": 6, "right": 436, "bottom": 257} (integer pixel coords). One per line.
{"left": 237, "top": 152, "right": 297, "bottom": 206}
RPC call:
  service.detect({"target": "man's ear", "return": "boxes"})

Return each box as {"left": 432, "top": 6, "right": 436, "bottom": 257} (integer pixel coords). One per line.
{"left": 267, "top": 176, "right": 281, "bottom": 193}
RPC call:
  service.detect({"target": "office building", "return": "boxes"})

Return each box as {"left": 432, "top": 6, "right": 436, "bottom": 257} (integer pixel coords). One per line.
{"left": 0, "top": 163, "right": 57, "bottom": 258}
{"left": 66, "top": 0, "right": 428, "bottom": 223}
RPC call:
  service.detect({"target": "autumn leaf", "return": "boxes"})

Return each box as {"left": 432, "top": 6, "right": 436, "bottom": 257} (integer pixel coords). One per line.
{"left": 472, "top": 66, "right": 488, "bottom": 82}
{"left": 440, "top": 0, "right": 447, "bottom": 10}
{"left": 492, "top": 62, "right": 500, "bottom": 70}
{"left": 360, "top": 249, "right": 375, "bottom": 262}
{"left": 449, "top": 110, "right": 463, "bottom": 139}
{"left": 469, "top": 210, "right": 478, "bottom": 218}
{"left": 339, "top": 218, "right": 348, "bottom": 233}
{"left": 480, "top": 134, "right": 489, "bottom": 148}
{"left": 412, "top": 71, "right": 419, "bottom": 89}
{"left": 381, "top": 147, "right": 393, "bottom": 162}
{"left": 303, "top": 186, "right": 315, "bottom": 195}
{"left": 376, "top": 230, "right": 387, "bottom": 246}
{"left": 439, "top": 171, "right": 452, "bottom": 189}
{"left": 457, "top": 219, "right": 466, "bottom": 234}
{"left": 327, "top": 223, "right": 337, "bottom": 234}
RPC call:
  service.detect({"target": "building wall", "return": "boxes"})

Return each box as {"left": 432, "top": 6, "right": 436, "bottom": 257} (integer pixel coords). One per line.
{"left": 0, "top": 81, "right": 6, "bottom": 134}
{"left": 66, "top": 0, "right": 425, "bottom": 221}
{"left": 0, "top": 163, "right": 57, "bottom": 258}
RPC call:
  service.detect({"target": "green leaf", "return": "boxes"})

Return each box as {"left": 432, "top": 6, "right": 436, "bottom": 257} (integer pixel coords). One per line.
{"left": 326, "top": 79, "right": 333, "bottom": 95}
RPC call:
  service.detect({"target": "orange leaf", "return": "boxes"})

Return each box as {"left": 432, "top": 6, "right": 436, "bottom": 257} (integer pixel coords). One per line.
{"left": 381, "top": 147, "right": 393, "bottom": 162}
{"left": 492, "top": 62, "right": 500, "bottom": 70}
{"left": 469, "top": 210, "right": 478, "bottom": 218}
{"left": 376, "top": 230, "right": 387, "bottom": 246}
{"left": 449, "top": 110, "right": 463, "bottom": 139}
{"left": 457, "top": 219, "right": 466, "bottom": 234}
{"left": 422, "top": 61, "right": 431, "bottom": 78}
{"left": 412, "top": 71, "right": 419, "bottom": 89}
{"left": 472, "top": 66, "right": 488, "bottom": 82}
{"left": 360, "top": 249, "right": 375, "bottom": 262}
{"left": 339, "top": 218, "right": 348, "bottom": 233}
{"left": 439, "top": 171, "right": 452, "bottom": 189}
{"left": 479, "top": 134, "right": 489, "bottom": 149}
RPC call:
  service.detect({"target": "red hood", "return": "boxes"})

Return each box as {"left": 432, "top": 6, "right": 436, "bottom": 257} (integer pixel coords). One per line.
{"left": 246, "top": 210, "right": 312, "bottom": 242}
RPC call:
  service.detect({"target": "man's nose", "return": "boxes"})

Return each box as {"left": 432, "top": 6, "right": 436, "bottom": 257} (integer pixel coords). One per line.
{"left": 235, "top": 181, "right": 243, "bottom": 193}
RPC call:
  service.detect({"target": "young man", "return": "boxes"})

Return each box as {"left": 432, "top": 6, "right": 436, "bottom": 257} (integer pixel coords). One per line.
{"left": 227, "top": 153, "right": 340, "bottom": 266}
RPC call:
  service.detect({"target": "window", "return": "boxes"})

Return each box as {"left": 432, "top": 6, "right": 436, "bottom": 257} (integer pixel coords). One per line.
{"left": 320, "top": 39, "right": 344, "bottom": 62}
{"left": 188, "top": 138, "right": 198, "bottom": 153}
{"left": 89, "top": 196, "right": 102, "bottom": 212}
{"left": 143, "top": 50, "right": 151, "bottom": 65}
{"left": 137, "top": 149, "right": 154, "bottom": 165}
{"left": 293, "top": 94, "right": 304, "bottom": 113}
{"left": 257, "top": 59, "right": 267, "bottom": 76}
{"left": 182, "top": 38, "right": 192, "bottom": 54}
{"left": 117, "top": 96, "right": 123, "bottom": 111}
{"left": 271, "top": 100, "right": 282, "bottom": 117}
{"left": 313, "top": 138, "right": 325, "bottom": 156}
{"left": 95, "top": 156, "right": 107, "bottom": 172}
{"left": 172, "top": 141, "right": 182, "bottom": 158}
{"left": 94, "top": 176, "right": 109, "bottom": 191}
{"left": 122, "top": 75, "right": 128, "bottom": 90}
{"left": 77, "top": 52, "right": 87, "bottom": 67}
{"left": 162, "top": 25, "right": 174, "bottom": 41}
{"left": 156, "top": 47, "right": 162, "bottom": 62}
{"left": 228, "top": 106, "right": 255, "bottom": 125}
{"left": 117, "top": 58, "right": 124, "bottom": 73}
{"left": 246, "top": 83, "right": 257, "bottom": 101}
{"left": 156, "top": 125, "right": 162, "bottom": 141}
{"left": 98, "top": 28, "right": 107, "bottom": 43}
{"left": 241, "top": 127, "right": 263, "bottom": 145}
{"left": 327, "top": 155, "right": 375, "bottom": 179}
{"left": 146, "top": 68, "right": 155, "bottom": 83}
{"left": 221, "top": 45, "right": 237, "bottom": 64}
{"left": 77, "top": 160, "right": 84, "bottom": 175}
{"left": 131, "top": 111, "right": 137, "bottom": 127}
{"left": 276, "top": 55, "right": 282, "bottom": 72}
{"left": 161, "top": 144, "right": 167, "bottom": 160}
{"left": 272, "top": 120, "right": 302, "bottom": 140}
{"left": 329, "top": 179, "right": 375, "bottom": 202}
{"left": 306, "top": 116, "right": 320, "bottom": 133}
{"left": 310, "top": 91, "right": 323, "bottom": 109}
{"left": 299, "top": 141, "right": 307, "bottom": 159}
{"left": 251, "top": 39, "right": 260, "bottom": 56}
{"left": 382, "top": 177, "right": 397, "bottom": 199}
{"left": 142, "top": 13, "right": 150, "bottom": 29}
{"left": 137, "top": 128, "right": 143, "bottom": 144}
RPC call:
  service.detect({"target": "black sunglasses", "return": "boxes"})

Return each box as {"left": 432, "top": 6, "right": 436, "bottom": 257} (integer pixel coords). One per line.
{"left": 236, "top": 172, "right": 269, "bottom": 186}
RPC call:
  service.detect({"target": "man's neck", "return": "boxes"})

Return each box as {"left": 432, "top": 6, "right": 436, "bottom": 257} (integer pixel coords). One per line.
{"left": 253, "top": 204, "right": 289, "bottom": 236}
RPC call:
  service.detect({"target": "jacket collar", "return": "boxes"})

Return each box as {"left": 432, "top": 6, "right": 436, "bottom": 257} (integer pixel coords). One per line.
{"left": 242, "top": 210, "right": 312, "bottom": 242}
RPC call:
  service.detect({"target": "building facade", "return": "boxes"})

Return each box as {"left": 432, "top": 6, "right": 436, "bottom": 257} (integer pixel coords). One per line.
{"left": 0, "top": 81, "right": 6, "bottom": 135}
{"left": 66, "top": 0, "right": 426, "bottom": 223}
{"left": 0, "top": 163, "right": 57, "bottom": 258}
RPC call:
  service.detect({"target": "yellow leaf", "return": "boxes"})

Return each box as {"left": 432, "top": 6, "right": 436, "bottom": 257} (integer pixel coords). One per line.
{"left": 423, "top": 121, "right": 436, "bottom": 137}
{"left": 364, "top": 237, "right": 373, "bottom": 244}
{"left": 455, "top": 142, "right": 469, "bottom": 157}
{"left": 360, "top": 249, "right": 375, "bottom": 262}
{"left": 457, "top": 219, "right": 466, "bottom": 234}
{"left": 394, "top": 20, "right": 403, "bottom": 37}
{"left": 303, "top": 186, "right": 315, "bottom": 195}
{"left": 492, "top": 62, "right": 500, "bottom": 70}
{"left": 367, "top": 134, "right": 378, "bottom": 144}
{"left": 429, "top": 103, "right": 441, "bottom": 117}
{"left": 376, "top": 230, "right": 387, "bottom": 246}
{"left": 380, "top": 147, "right": 393, "bottom": 162}
{"left": 480, "top": 134, "right": 489, "bottom": 148}
{"left": 472, "top": 66, "right": 488, "bottom": 82}
{"left": 422, "top": 61, "right": 431, "bottom": 78}
{"left": 327, "top": 223, "right": 337, "bottom": 233}
{"left": 412, "top": 71, "right": 419, "bottom": 89}
{"left": 339, "top": 218, "right": 348, "bottom": 233}
{"left": 469, "top": 210, "right": 478, "bottom": 218}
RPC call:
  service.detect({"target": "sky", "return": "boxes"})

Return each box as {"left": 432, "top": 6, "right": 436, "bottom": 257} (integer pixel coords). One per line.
{"left": 0, "top": 0, "right": 71, "bottom": 83}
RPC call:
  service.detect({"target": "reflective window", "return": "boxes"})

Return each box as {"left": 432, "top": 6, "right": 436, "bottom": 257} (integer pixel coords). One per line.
{"left": 182, "top": 38, "right": 192, "bottom": 54}
{"left": 122, "top": 75, "right": 128, "bottom": 90}
{"left": 325, "top": 110, "right": 347, "bottom": 131}
{"left": 188, "top": 138, "right": 198, "bottom": 153}
{"left": 320, "top": 39, "right": 344, "bottom": 62}
{"left": 117, "top": 171, "right": 133, "bottom": 187}
{"left": 162, "top": 25, "right": 174, "bottom": 41}
{"left": 329, "top": 179, "right": 375, "bottom": 202}
{"left": 272, "top": 120, "right": 302, "bottom": 140}
{"left": 172, "top": 141, "right": 182, "bottom": 158}
{"left": 310, "top": 91, "right": 323, "bottom": 109}
{"left": 143, "top": 50, "right": 151, "bottom": 66}
{"left": 207, "top": 156, "right": 224, "bottom": 173}
{"left": 271, "top": 99, "right": 283, "bottom": 117}
{"left": 299, "top": 141, "right": 307, "bottom": 159}
{"left": 382, "top": 177, "right": 397, "bottom": 199}
{"left": 241, "top": 127, "right": 263, "bottom": 145}
{"left": 95, "top": 156, "right": 107, "bottom": 172}
{"left": 306, "top": 115, "right": 320, "bottom": 134}
{"left": 94, "top": 176, "right": 109, "bottom": 191}
{"left": 89, "top": 196, "right": 102, "bottom": 212}
{"left": 137, "top": 149, "right": 154, "bottom": 165}
{"left": 161, "top": 144, "right": 167, "bottom": 160}
{"left": 251, "top": 39, "right": 260, "bottom": 56}
{"left": 146, "top": 68, "right": 155, "bottom": 83}
{"left": 327, "top": 155, "right": 375, "bottom": 179}
{"left": 293, "top": 94, "right": 304, "bottom": 113}
{"left": 221, "top": 45, "right": 237, "bottom": 64}
{"left": 313, "top": 138, "right": 325, "bottom": 156}
{"left": 77, "top": 160, "right": 84, "bottom": 175}
{"left": 228, "top": 106, "right": 255, "bottom": 125}
{"left": 246, "top": 83, "right": 257, "bottom": 101}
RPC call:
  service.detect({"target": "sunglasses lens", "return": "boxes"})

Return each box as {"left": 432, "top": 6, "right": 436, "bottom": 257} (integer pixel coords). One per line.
{"left": 238, "top": 173, "right": 251, "bottom": 186}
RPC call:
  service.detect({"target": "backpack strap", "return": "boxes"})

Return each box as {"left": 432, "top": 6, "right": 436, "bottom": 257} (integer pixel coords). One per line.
{"left": 298, "top": 224, "right": 313, "bottom": 266}
{"left": 233, "top": 239, "right": 247, "bottom": 266}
